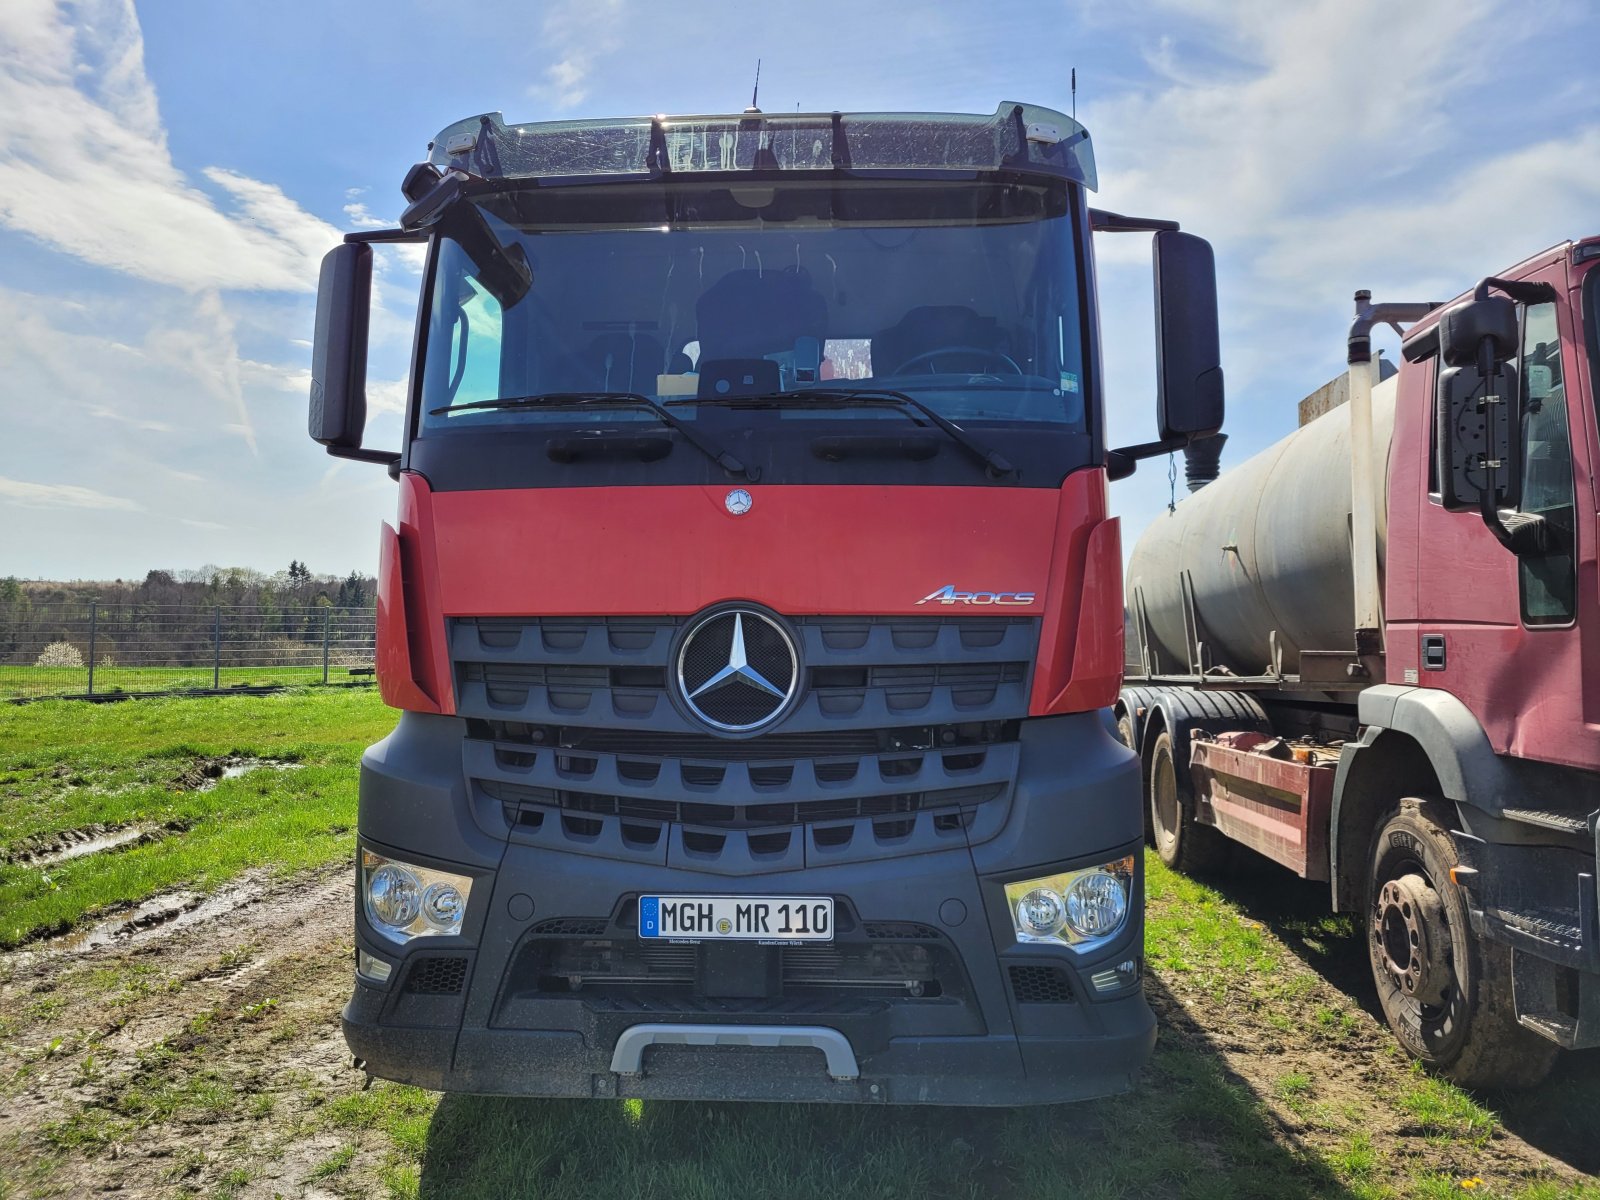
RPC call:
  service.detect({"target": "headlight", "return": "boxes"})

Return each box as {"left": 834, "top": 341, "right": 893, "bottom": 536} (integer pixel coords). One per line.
{"left": 1003, "top": 856, "right": 1134, "bottom": 948}
{"left": 362, "top": 849, "right": 473, "bottom": 943}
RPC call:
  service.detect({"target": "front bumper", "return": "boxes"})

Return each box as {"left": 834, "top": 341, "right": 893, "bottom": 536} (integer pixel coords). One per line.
{"left": 1453, "top": 817, "right": 1600, "bottom": 1050}
{"left": 343, "top": 710, "right": 1157, "bottom": 1104}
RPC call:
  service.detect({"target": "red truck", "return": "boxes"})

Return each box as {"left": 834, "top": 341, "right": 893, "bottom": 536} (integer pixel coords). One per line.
{"left": 1119, "top": 238, "right": 1600, "bottom": 1087}
{"left": 306, "top": 102, "right": 1225, "bottom": 1103}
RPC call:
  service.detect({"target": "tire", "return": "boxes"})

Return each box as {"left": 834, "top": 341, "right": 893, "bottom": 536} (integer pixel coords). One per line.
{"left": 1366, "top": 798, "right": 1558, "bottom": 1089}
{"left": 1115, "top": 710, "right": 1136, "bottom": 752}
{"left": 1117, "top": 711, "right": 1154, "bottom": 847}
{"left": 1148, "top": 728, "right": 1229, "bottom": 874}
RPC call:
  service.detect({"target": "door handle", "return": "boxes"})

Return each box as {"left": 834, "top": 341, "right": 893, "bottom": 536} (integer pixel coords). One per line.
{"left": 1422, "top": 634, "right": 1446, "bottom": 671}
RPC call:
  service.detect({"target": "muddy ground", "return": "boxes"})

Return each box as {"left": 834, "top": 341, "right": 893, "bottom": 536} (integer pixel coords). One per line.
{"left": 2, "top": 860, "right": 1595, "bottom": 1198}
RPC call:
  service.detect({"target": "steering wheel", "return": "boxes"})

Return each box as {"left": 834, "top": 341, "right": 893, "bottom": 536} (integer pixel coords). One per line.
{"left": 895, "top": 346, "right": 1023, "bottom": 375}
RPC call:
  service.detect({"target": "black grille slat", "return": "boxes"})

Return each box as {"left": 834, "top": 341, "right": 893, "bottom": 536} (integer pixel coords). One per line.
{"left": 482, "top": 777, "right": 1004, "bottom": 831}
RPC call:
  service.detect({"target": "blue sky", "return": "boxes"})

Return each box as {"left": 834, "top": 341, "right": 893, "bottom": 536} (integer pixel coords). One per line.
{"left": 2, "top": 0, "right": 1597, "bottom": 580}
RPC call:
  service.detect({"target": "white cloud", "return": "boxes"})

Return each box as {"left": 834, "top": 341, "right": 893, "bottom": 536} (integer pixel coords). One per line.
{"left": 0, "top": 0, "right": 339, "bottom": 292}
{"left": 0, "top": 476, "right": 141, "bottom": 511}
{"left": 1089, "top": 0, "right": 1597, "bottom": 414}
{"left": 532, "top": 0, "right": 625, "bottom": 111}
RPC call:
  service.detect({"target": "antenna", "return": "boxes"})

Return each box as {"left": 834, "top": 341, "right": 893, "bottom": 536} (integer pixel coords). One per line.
{"left": 1071, "top": 67, "right": 1076, "bottom": 122}
{"left": 746, "top": 59, "right": 762, "bottom": 113}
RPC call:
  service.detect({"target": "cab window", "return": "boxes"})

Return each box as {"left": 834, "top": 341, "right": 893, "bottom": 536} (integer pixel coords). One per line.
{"left": 1516, "top": 302, "right": 1577, "bottom": 625}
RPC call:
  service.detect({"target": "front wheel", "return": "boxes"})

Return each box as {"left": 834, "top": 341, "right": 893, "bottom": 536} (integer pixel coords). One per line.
{"left": 1366, "top": 798, "right": 1557, "bottom": 1089}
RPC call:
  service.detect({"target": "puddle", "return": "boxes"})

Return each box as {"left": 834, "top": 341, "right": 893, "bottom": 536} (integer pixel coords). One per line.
{"left": 171, "top": 755, "right": 300, "bottom": 792}
{"left": 11, "top": 824, "right": 158, "bottom": 868}
{"left": 6, "top": 880, "right": 262, "bottom": 965}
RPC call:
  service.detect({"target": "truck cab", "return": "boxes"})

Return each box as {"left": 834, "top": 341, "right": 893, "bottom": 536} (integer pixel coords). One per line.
{"left": 307, "top": 103, "right": 1224, "bottom": 1104}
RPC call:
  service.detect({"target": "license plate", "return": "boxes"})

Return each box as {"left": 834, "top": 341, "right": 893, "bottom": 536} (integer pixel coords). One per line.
{"left": 639, "top": 895, "right": 834, "bottom": 942}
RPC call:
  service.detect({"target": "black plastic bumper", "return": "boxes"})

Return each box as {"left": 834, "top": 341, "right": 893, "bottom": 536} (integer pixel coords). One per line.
{"left": 344, "top": 710, "right": 1157, "bottom": 1104}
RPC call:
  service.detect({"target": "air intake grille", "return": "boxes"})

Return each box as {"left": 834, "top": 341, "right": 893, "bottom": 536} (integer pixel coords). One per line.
{"left": 405, "top": 956, "right": 469, "bottom": 995}
{"left": 452, "top": 613, "right": 1036, "bottom": 865}
{"left": 1008, "top": 964, "right": 1074, "bottom": 1005}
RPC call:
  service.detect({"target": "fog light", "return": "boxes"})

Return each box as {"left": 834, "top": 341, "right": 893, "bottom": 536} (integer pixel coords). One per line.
{"left": 357, "top": 948, "right": 393, "bottom": 983}
{"left": 1003, "top": 857, "right": 1134, "bottom": 948}
{"left": 361, "top": 849, "right": 473, "bottom": 944}
{"left": 1090, "top": 959, "right": 1141, "bottom": 993}
{"left": 1065, "top": 872, "right": 1128, "bottom": 940}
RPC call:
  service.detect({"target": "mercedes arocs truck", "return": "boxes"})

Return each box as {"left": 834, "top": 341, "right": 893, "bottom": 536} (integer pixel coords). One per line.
{"left": 308, "top": 102, "right": 1225, "bottom": 1103}
{"left": 1119, "top": 238, "right": 1600, "bottom": 1088}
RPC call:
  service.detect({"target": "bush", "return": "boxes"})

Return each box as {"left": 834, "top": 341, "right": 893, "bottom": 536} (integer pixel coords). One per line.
{"left": 36, "top": 642, "right": 84, "bottom": 668}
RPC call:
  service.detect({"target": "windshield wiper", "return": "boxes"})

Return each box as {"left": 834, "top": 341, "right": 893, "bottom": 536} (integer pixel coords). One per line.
{"left": 676, "top": 388, "right": 1016, "bottom": 478}
{"left": 431, "top": 392, "right": 754, "bottom": 480}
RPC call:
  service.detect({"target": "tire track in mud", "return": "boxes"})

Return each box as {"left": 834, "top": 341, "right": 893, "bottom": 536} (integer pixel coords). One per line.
{"left": 0, "top": 863, "right": 374, "bottom": 1198}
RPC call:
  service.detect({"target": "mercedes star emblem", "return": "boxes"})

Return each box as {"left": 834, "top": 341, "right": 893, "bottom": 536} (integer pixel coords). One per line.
{"left": 724, "top": 488, "right": 753, "bottom": 515}
{"left": 676, "top": 608, "right": 799, "bottom": 733}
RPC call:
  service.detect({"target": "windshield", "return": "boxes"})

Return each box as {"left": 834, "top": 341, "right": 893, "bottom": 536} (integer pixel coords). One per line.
{"left": 417, "top": 180, "right": 1088, "bottom": 435}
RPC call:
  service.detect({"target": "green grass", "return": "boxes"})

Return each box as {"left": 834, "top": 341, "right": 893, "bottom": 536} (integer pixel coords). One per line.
{"left": 0, "top": 688, "right": 393, "bottom": 946}
{"left": 0, "top": 663, "right": 364, "bottom": 701}
{"left": 4, "top": 689, "right": 1597, "bottom": 1200}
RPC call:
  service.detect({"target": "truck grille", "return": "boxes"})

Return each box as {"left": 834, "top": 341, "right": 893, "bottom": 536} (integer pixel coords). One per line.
{"left": 452, "top": 614, "right": 1037, "bottom": 867}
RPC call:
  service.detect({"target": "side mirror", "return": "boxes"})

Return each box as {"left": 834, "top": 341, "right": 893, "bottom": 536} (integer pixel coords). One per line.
{"left": 309, "top": 243, "right": 372, "bottom": 450}
{"left": 1436, "top": 296, "right": 1520, "bottom": 513}
{"left": 1153, "top": 230, "right": 1224, "bottom": 440}
{"left": 309, "top": 243, "right": 398, "bottom": 466}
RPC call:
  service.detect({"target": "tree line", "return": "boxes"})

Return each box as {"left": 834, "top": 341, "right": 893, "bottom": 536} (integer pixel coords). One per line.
{"left": 0, "top": 564, "right": 377, "bottom": 669}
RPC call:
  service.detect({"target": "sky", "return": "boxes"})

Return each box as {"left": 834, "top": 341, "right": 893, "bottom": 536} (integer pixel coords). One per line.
{"left": 1, "top": 0, "right": 1597, "bottom": 581}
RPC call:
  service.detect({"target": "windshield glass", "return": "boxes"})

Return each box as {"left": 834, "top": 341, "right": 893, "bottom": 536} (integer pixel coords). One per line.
{"left": 418, "top": 180, "right": 1087, "bottom": 434}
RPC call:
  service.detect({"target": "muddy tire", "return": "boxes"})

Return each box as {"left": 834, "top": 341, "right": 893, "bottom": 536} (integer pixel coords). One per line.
{"left": 1115, "top": 710, "right": 1136, "bottom": 751}
{"left": 1148, "top": 728, "right": 1229, "bottom": 874}
{"left": 1366, "top": 798, "right": 1558, "bottom": 1090}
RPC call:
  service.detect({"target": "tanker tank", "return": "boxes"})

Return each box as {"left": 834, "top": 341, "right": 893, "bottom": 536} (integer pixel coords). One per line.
{"left": 1126, "top": 372, "right": 1398, "bottom": 678}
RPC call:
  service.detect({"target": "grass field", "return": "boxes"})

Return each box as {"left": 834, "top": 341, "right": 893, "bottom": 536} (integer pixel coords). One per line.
{"left": 0, "top": 664, "right": 370, "bottom": 702}
{"left": 1, "top": 689, "right": 1596, "bottom": 1199}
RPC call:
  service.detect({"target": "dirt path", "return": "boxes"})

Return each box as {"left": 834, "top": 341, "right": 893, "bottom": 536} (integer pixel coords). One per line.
{"left": 0, "top": 864, "right": 368, "bottom": 1198}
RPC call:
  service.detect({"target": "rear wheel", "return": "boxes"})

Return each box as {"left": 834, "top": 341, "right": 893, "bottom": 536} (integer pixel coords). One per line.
{"left": 1116, "top": 712, "right": 1154, "bottom": 846}
{"left": 1148, "top": 728, "right": 1229, "bottom": 874}
{"left": 1115, "top": 709, "right": 1136, "bottom": 751}
{"left": 1366, "top": 798, "right": 1557, "bottom": 1089}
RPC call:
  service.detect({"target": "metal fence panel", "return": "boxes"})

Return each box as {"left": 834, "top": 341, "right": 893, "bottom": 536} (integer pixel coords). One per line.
{"left": 0, "top": 602, "right": 376, "bottom": 700}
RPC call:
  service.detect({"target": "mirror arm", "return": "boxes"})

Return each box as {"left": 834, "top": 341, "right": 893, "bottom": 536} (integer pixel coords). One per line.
{"left": 1106, "top": 435, "right": 1190, "bottom": 481}
{"left": 328, "top": 446, "right": 401, "bottom": 466}
{"left": 1479, "top": 490, "right": 1547, "bottom": 555}
{"left": 1089, "top": 208, "right": 1180, "bottom": 234}
{"left": 1474, "top": 276, "right": 1558, "bottom": 305}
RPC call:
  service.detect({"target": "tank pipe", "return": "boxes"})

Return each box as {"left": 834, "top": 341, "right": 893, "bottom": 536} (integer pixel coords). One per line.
{"left": 1346, "top": 292, "right": 1439, "bottom": 645}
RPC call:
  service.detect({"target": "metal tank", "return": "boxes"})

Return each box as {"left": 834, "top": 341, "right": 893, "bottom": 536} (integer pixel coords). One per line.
{"left": 1126, "top": 373, "right": 1397, "bottom": 677}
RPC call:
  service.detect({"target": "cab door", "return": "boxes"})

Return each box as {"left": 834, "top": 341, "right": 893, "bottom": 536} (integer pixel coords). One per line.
{"left": 1412, "top": 256, "right": 1597, "bottom": 771}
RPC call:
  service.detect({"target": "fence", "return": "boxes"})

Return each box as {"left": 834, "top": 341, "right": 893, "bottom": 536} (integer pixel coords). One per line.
{"left": 0, "top": 602, "right": 376, "bottom": 701}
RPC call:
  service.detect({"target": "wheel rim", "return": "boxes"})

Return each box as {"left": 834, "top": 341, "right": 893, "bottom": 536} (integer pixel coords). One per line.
{"left": 1370, "top": 847, "right": 1465, "bottom": 1054}
{"left": 1375, "top": 873, "right": 1450, "bottom": 1006}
